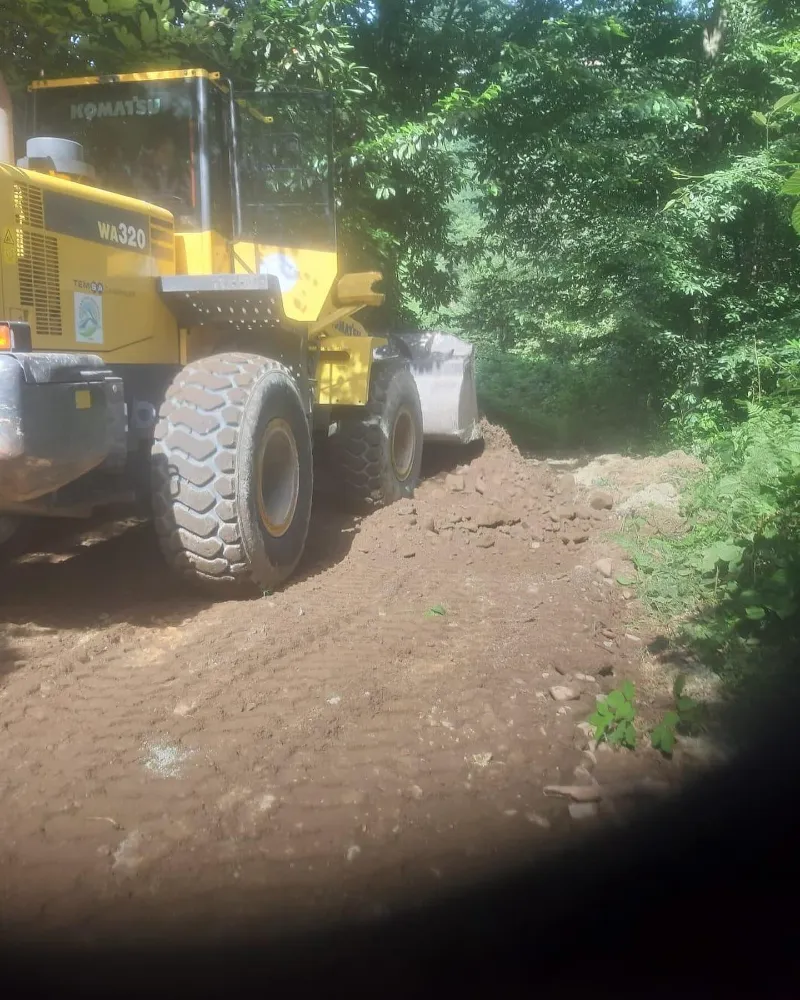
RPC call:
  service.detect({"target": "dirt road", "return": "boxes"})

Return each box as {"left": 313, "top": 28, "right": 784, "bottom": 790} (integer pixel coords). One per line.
{"left": 0, "top": 428, "right": 677, "bottom": 944}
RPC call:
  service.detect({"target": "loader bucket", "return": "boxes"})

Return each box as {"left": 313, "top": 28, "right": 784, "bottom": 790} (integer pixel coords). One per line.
{"left": 395, "top": 332, "right": 482, "bottom": 445}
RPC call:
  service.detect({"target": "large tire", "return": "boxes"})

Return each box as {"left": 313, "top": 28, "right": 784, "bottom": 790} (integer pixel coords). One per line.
{"left": 151, "top": 353, "right": 313, "bottom": 594}
{"left": 329, "top": 359, "right": 423, "bottom": 510}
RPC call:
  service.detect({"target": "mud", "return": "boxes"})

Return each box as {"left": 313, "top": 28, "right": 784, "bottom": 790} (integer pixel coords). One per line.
{"left": 0, "top": 431, "right": 688, "bottom": 945}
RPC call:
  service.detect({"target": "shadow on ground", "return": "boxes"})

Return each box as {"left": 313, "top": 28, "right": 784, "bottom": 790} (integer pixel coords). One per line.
{"left": 0, "top": 437, "right": 479, "bottom": 648}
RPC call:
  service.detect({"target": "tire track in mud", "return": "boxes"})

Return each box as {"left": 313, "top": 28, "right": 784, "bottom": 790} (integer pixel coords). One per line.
{"left": 0, "top": 433, "right": 674, "bottom": 939}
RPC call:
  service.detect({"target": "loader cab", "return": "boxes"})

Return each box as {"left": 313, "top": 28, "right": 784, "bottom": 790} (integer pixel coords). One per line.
{"left": 25, "top": 69, "right": 336, "bottom": 253}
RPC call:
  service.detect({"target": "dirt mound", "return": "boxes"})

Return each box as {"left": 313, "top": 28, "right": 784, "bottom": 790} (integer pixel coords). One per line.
{"left": 574, "top": 450, "right": 704, "bottom": 503}
{"left": 478, "top": 417, "right": 519, "bottom": 455}
{"left": 0, "top": 425, "right": 684, "bottom": 942}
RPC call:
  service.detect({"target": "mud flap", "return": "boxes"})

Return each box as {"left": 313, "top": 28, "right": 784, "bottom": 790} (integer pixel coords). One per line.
{"left": 393, "top": 331, "right": 482, "bottom": 445}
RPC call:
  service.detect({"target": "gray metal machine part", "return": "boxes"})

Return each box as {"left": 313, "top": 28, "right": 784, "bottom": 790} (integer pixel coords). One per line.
{"left": 394, "top": 331, "right": 482, "bottom": 445}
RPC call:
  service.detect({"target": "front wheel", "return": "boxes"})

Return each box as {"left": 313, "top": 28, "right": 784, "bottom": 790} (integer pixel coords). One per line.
{"left": 329, "top": 360, "right": 423, "bottom": 511}
{"left": 151, "top": 353, "right": 313, "bottom": 594}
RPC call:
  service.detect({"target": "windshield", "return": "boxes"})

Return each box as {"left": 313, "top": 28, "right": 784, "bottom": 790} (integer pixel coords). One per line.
{"left": 28, "top": 79, "right": 200, "bottom": 228}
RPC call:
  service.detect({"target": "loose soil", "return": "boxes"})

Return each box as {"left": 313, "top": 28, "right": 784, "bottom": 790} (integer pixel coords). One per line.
{"left": 0, "top": 429, "right": 702, "bottom": 946}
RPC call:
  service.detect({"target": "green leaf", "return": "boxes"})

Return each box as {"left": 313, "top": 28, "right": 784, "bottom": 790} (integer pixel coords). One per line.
{"left": 751, "top": 111, "right": 768, "bottom": 127}
{"left": 606, "top": 690, "right": 625, "bottom": 712}
{"left": 616, "top": 701, "right": 634, "bottom": 722}
{"left": 782, "top": 170, "right": 800, "bottom": 197}
{"left": 615, "top": 575, "right": 635, "bottom": 586}
{"left": 88, "top": 0, "right": 109, "bottom": 13}
{"left": 662, "top": 711, "right": 679, "bottom": 729}
{"left": 792, "top": 201, "right": 800, "bottom": 237}
{"left": 651, "top": 724, "right": 676, "bottom": 754}
{"left": 673, "top": 673, "right": 686, "bottom": 700}
{"left": 745, "top": 606, "right": 766, "bottom": 620}
{"left": 773, "top": 93, "right": 800, "bottom": 114}
{"left": 621, "top": 680, "right": 635, "bottom": 702}
{"left": 140, "top": 10, "right": 157, "bottom": 43}
{"left": 425, "top": 604, "right": 446, "bottom": 617}
{"left": 676, "top": 696, "right": 698, "bottom": 714}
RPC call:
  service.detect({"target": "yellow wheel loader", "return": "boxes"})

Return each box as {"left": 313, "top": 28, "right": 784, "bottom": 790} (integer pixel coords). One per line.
{"left": 0, "top": 69, "right": 480, "bottom": 591}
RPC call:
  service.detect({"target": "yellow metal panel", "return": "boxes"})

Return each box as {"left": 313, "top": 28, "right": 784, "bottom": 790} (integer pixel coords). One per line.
{"left": 30, "top": 69, "right": 219, "bottom": 91}
{"left": 232, "top": 243, "right": 338, "bottom": 323}
{"left": 334, "top": 271, "right": 385, "bottom": 308}
{"left": 74, "top": 389, "right": 91, "bottom": 410}
{"left": 176, "top": 231, "right": 230, "bottom": 276}
{"left": 316, "top": 335, "right": 387, "bottom": 407}
{"left": 0, "top": 165, "right": 179, "bottom": 364}
{"left": 2, "top": 164, "right": 174, "bottom": 224}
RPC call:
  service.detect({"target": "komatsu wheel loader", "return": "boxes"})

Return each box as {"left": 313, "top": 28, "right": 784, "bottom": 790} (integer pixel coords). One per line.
{"left": 0, "top": 68, "right": 480, "bottom": 592}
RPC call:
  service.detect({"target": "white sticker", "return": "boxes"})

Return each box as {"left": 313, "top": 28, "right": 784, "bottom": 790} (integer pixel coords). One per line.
{"left": 74, "top": 292, "right": 104, "bottom": 345}
{"left": 259, "top": 252, "right": 300, "bottom": 293}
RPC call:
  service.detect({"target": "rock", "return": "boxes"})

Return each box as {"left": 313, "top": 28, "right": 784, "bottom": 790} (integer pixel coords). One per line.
{"left": 575, "top": 504, "right": 595, "bottom": 520}
{"left": 573, "top": 765, "right": 594, "bottom": 784}
{"left": 471, "top": 752, "right": 493, "bottom": 768}
{"left": 549, "top": 685, "right": 579, "bottom": 702}
{"left": 475, "top": 536, "right": 495, "bottom": 548}
{"left": 474, "top": 476, "right": 487, "bottom": 495}
{"left": 397, "top": 501, "right": 417, "bottom": 516}
{"left": 408, "top": 784, "right": 424, "bottom": 800}
{"left": 559, "top": 473, "right": 576, "bottom": 494}
{"left": 617, "top": 482, "right": 679, "bottom": 516}
{"left": 557, "top": 505, "right": 577, "bottom": 520}
{"left": 422, "top": 515, "right": 437, "bottom": 533}
{"left": 568, "top": 802, "right": 599, "bottom": 820}
{"left": 173, "top": 700, "right": 196, "bottom": 718}
{"left": 401, "top": 547, "right": 416, "bottom": 558}
{"left": 547, "top": 510, "right": 560, "bottom": 523}
{"left": 575, "top": 672, "right": 597, "bottom": 683}
{"left": 445, "top": 474, "right": 465, "bottom": 492}
{"left": 590, "top": 491, "right": 614, "bottom": 510}
{"left": 567, "top": 531, "right": 589, "bottom": 545}
{"left": 594, "top": 557, "right": 613, "bottom": 578}
{"left": 476, "top": 506, "right": 519, "bottom": 528}
{"left": 525, "top": 811, "right": 551, "bottom": 829}
{"left": 621, "top": 589, "right": 634, "bottom": 600}
{"left": 529, "top": 529, "right": 545, "bottom": 543}
{"left": 408, "top": 516, "right": 417, "bottom": 526}
{"left": 346, "top": 845, "right": 362, "bottom": 863}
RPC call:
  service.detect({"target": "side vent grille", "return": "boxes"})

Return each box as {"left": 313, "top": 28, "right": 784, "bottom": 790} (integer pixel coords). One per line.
{"left": 13, "top": 184, "right": 62, "bottom": 337}
{"left": 13, "top": 183, "right": 44, "bottom": 229}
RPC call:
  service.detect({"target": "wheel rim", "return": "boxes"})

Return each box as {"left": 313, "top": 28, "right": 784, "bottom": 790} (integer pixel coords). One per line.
{"left": 257, "top": 418, "right": 300, "bottom": 538}
{"left": 391, "top": 407, "right": 416, "bottom": 481}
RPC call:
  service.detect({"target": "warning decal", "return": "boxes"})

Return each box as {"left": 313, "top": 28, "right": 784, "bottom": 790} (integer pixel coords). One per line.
{"left": 2, "top": 228, "right": 15, "bottom": 264}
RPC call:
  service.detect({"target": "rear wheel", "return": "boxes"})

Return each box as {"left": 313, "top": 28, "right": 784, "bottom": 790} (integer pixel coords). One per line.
{"left": 329, "top": 360, "right": 423, "bottom": 510}
{"left": 151, "top": 353, "right": 313, "bottom": 594}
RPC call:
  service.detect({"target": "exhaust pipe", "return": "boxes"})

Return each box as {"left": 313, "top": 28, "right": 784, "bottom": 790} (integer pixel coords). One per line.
{"left": 0, "top": 72, "right": 14, "bottom": 165}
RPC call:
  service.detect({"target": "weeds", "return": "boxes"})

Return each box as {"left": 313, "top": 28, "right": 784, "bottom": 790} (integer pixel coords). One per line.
{"left": 651, "top": 674, "right": 704, "bottom": 755}
{"left": 589, "top": 681, "right": 637, "bottom": 749}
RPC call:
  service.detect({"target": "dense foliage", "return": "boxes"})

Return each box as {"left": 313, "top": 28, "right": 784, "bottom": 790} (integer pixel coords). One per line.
{"left": 2, "top": 0, "right": 799, "bottom": 684}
